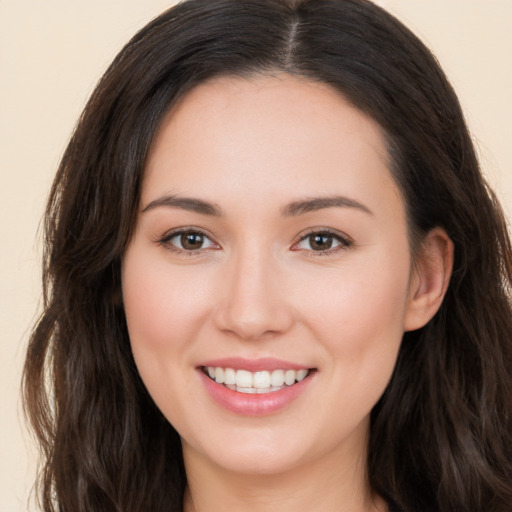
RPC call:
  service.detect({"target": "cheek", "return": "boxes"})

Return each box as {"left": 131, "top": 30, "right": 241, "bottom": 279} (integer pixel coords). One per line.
{"left": 121, "top": 250, "right": 213, "bottom": 420}
{"left": 122, "top": 252, "right": 212, "bottom": 356}
{"left": 297, "top": 256, "right": 410, "bottom": 438}
{"left": 123, "top": 268, "right": 179, "bottom": 356}
{"left": 304, "top": 253, "right": 410, "bottom": 334}
{"left": 122, "top": 261, "right": 177, "bottom": 403}
{"left": 297, "top": 246, "right": 411, "bottom": 388}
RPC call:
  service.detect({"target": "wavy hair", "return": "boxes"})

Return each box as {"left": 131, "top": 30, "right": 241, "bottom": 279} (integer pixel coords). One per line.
{"left": 23, "top": 0, "right": 512, "bottom": 510}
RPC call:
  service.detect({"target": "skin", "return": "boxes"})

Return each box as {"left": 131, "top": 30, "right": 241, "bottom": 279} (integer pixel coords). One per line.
{"left": 122, "top": 74, "right": 453, "bottom": 511}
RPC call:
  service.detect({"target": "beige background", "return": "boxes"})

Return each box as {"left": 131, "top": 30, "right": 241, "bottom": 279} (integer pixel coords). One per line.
{"left": 1, "top": 1, "right": 510, "bottom": 510}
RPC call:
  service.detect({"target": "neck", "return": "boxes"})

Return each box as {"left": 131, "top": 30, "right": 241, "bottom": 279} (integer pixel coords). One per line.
{"left": 182, "top": 440, "right": 387, "bottom": 512}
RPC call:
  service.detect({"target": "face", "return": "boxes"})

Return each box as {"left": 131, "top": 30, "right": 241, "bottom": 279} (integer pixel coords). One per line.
{"left": 122, "top": 75, "right": 418, "bottom": 477}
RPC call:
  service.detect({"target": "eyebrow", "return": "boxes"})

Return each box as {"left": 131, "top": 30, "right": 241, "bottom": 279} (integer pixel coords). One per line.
{"left": 281, "top": 196, "right": 373, "bottom": 216}
{"left": 142, "top": 195, "right": 223, "bottom": 216}
{"left": 141, "top": 194, "right": 372, "bottom": 217}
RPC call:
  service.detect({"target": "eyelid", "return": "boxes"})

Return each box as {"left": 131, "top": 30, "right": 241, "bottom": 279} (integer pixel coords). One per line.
{"left": 291, "top": 228, "right": 353, "bottom": 254}
{"left": 155, "top": 226, "right": 352, "bottom": 256}
{"left": 156, "top": 226, "right": 221, "bottom": 254}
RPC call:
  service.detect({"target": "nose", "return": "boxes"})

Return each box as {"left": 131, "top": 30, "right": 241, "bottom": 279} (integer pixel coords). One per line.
{"left": 213, "top": 247, "right": 294, "bottom": 341}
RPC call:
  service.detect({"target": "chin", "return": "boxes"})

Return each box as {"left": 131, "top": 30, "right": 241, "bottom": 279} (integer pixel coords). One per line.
{"left": 184, "top": 430, "right": 312, "bottom": 477}
{"left": 210, "top": 450, "right": 304, "bottom": 477}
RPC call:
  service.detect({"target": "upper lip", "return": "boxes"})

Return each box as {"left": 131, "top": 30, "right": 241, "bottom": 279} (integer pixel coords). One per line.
{"left": 198, "top": 357, "right": 312, "bottom": 372}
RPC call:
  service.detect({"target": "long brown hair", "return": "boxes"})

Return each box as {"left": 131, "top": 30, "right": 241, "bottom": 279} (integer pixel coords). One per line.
{"left": 23, "top": 1, "right": 512, "bottom": 510}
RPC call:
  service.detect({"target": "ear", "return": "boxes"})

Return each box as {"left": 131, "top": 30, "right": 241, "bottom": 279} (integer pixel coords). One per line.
{"left": 404, "top": 227, "right": 454, "bottom": 331}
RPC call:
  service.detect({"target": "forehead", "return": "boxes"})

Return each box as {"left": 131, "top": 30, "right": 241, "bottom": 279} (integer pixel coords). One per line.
{"left": 143, "top": 74, "right": 401, "bottom": 217}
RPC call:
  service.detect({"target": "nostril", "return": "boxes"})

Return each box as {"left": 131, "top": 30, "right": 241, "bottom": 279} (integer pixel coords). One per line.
{"left": 213, "top": 306, "right": 295, "bottom": 341}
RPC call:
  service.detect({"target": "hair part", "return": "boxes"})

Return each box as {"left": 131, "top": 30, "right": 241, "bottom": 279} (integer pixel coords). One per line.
{"left": 24, "top": 1, "right": 512, "bottom": 511}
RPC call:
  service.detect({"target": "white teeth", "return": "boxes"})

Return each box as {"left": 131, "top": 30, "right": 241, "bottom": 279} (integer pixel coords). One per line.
{"left": 214, "top": 367, "right": 225, "bottom": 384}
{"left": 235, "top": 369, "right": 253, "bottom": 388}
{"left": 284, "top": 369, "right": 296, "bottom": 386}
{"left": 253, "top": 371, "right": 271, "bottom": 389}
{"left": 205, "top": 366, "right": 311, "bottom": 393}
{"left": 237, "top": 386, "right": 284, "bottom": 394}
{"left": 271, "top": 369, "right": 285, "bottom": 387}
{"left": 296, "top": 369, "right": 308, "bottom": 382}
{"left": 224, "top": 367, "right": 236, "bottom": 385}
{"left": 236, "top": 386, "right": 257, "bottom": 394}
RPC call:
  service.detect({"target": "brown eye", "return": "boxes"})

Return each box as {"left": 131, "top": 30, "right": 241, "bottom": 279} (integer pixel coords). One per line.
{"left": 181, "top": 232, "right": 205, "bottom": 250}
{"left": 309, "top": 234, "right": 334, "bottom": 251}
{"left": 295, "top": 231, "right": 351, "bottom": 253}
{"left": 164, "top": 230, "right": 217, "bottom": 252}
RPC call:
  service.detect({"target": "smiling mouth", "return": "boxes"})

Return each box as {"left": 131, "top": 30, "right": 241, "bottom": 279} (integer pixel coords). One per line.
{"left": 202, "top": 366, "right": 314, "bottom": 394}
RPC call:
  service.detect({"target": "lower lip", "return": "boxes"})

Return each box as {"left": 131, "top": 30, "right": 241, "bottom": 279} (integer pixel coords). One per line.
{"left": 198, "top": 370, "right": 314, "bottom": 416}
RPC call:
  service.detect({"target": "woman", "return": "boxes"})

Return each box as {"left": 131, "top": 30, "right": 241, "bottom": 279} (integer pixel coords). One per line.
{"left": 23, "top": 0, "right": 512, "bottom": 511}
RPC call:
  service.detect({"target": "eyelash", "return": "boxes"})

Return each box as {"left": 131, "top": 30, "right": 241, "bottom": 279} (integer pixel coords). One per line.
{"left": 292, "top": 229, "right": 353, "bottom": 256}
{"left": 157, "top": 228, "right": 219, "bottom": 256}
{"left": 156, "top": 228, "right": 353, "bottom": 256}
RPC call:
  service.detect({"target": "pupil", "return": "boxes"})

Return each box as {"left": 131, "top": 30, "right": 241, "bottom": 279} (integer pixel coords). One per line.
{"left": 311, "top": 234, "right": 332, "bottom": 250}
{"left": 181, "top": 232, "right": 203, "bottom": 250}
